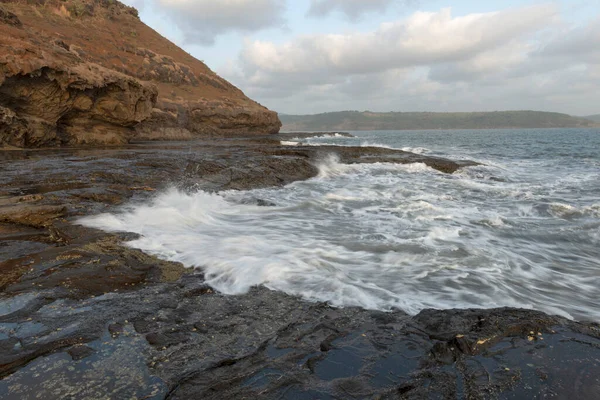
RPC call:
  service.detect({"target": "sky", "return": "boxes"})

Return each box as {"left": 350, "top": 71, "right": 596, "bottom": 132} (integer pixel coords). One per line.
{"left": 122, "top": 0, "right": 600, "bottom": 116}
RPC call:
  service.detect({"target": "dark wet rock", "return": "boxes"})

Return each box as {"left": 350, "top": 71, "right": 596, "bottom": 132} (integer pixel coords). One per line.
{"left": 108, "top": 323, "right": 124, "bottom": 337}
{"left": 134, "top": 319, "right": 159, "bottom": 335}
{"left": 183, "top": 285, "right": 215, "bottom": 298}
{"left": 67, "top": 344, "right": 95, "bottom": 360}
{"left": 256, "top": 199, "right": 276, "bottom": 207}
{"left": 146, "top": 330, "right": 191, "bottom": 348}
{"left": 183, "top": 156, "right": 319, "bottom": 191}
{"left": 0, "top": 278, "right": 599, "bottom": 399}
{"left": 0, "top": 326, "right": 99, "bottom": 377}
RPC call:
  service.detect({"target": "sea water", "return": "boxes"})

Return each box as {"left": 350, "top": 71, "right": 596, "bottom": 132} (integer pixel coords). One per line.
{"left": 80, "top": 128, "right": 600, "bottom": 321}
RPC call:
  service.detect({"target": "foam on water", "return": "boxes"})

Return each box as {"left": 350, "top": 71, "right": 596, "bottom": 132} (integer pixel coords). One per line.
{"left": 80, "top": 128, "right": 600, "bottom": 321}
{"left": 401, "top": 147, "right": 430, "bottom": 154}
{"left": 287, "top": 133, "right": 349, "bottom": 142}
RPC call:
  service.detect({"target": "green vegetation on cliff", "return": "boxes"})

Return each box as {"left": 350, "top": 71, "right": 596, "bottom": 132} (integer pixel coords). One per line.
{"left": 280, "top": 111, "right": 596, "bottom": 131}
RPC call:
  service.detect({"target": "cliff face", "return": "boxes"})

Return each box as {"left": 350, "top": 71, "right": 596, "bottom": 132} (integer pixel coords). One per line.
{"left": 0, "top": 0, "right": 280, "bottom": 147}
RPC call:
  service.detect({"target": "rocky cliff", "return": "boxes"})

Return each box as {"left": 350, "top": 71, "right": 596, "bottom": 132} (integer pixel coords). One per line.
{"left": 0, "top": 0, "right": 281, "bottom": 147}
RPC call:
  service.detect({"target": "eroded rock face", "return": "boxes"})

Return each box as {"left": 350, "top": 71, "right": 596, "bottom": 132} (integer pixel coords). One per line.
{"left": 135, "top": 99, "right": 281, "bottom": 141}
{"left": 0, "top": 0, "right": 281, "bottom": 147}
{"left": 0, "top": 59, "right": 157, "bottom": 147}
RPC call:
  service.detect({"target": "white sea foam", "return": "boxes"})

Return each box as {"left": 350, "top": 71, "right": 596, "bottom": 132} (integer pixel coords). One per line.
{"left": 79, "top": 130, "right": 600, "bottom": 321}
{"left": 280, "top": 141, "right": 300, "bottom": 146}
{"left": 305, "top": 141, "right": 432, "bottom": 154}
{"left": 583, "top": 204, "right": 600, "bottom": 217}
{"left": 477, "top": 215, "right": 506, "bottom": 227}
{"left": 288, "top": 133, "right": 350, "bottom": 142}
{"left": 401, "top": 146, "right": 430, "bottom": 154}
{"left": 304, "top": 141, "right": 396, "bottom": 150}
{"left": 307, "top": 133, "right": 348, "bottom": 138}
{"left": 548, "top": 203, "right": 583, "bottom": 219}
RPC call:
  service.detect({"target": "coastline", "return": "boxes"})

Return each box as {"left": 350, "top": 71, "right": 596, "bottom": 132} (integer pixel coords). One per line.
{"left": 1, "top": 135, "right": 599, "bottom": 399}
{"left": 280, "top": 126, "right": 600, "bottom": 133}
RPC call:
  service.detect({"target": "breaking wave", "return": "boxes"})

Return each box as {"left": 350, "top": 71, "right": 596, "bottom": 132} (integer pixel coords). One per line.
{"left": 80, "top": 129, "right": 600, "bottom": 321}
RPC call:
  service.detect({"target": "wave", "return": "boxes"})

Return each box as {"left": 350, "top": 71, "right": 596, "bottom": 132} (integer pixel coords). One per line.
{"left": 313, "top": 154, "right": 438, "bottom": 179}
{"left": 306, "top": 141, "right": 431, "bottom": 154}
{"left": 318, "top": 133, "right": 348, "bottom": 138}
{"left": 548, "top": 203, "right": 600, "bottom": 219}
{"left": 77, "top": 130, "right": 600, "bottom": 321}
{"left": 401, "top": 146, "right": 430, "bottom": 154}
{"left": 288, "top": 133, "right": 351, "bottom": 141}
{"left": 303, "top": 141, "right": 394, "bottom": 150}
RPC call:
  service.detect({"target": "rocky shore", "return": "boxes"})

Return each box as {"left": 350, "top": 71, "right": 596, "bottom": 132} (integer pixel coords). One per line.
{"left": 1, "top": 2, "right": 599, "bottom": 398}
{"left": 1, "top": 135, "right": 599, "bottom": 399}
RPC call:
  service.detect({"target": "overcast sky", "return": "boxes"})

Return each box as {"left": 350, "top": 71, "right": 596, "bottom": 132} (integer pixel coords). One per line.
{"left": 123, "top": 0, "right": 600, "bottom": 116}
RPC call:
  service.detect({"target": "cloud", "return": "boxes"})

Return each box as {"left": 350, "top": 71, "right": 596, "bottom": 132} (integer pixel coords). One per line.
{"left": 238, "top": 5, "right": 557, "bottom": 85}
{"left": 307, "top": 0, "right": 396, "bottom": 20}
{"left": 152, "top": 0, "right": 286, "bottom": 45}
{"left": 535, "top": 15, "right": 600, "bottom": 63}
{"left": 428, "top": 41, "right": 531, "bottom": 83}
{"left": 221, "top": 4, "right": 600, "bottom": 115}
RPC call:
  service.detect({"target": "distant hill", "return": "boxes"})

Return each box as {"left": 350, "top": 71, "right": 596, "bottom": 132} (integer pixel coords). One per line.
{"left": 583, "top": 114, "right": 600, "bottom": 123}
{"left": 279, "top": 111, "right": 596, "bottom": 131}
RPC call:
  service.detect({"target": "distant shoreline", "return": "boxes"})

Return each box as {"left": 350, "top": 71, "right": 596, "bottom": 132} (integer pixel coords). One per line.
{"left": 280, "top": 126, "right": 600, "bottom": 133}
{"left": 280, "top": 110, "right": 599, "bottom": 131}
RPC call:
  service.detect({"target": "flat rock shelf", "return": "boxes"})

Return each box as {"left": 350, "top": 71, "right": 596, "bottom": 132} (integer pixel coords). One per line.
{"left": 1, "top": 136, "right": 599, "bottom": 399}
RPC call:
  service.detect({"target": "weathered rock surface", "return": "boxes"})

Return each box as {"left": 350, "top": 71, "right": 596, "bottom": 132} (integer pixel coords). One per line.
{"left": 135, "top": 99, "right": 281, "bottom": 141}
{"left": 0, "top": 55, "right": 157, "bottom": 146}
{"left": 0, "top": 137, "right": 598, "bottom": 399}
{"left": 0, "top": 0, "right": 280, "bottom": 148}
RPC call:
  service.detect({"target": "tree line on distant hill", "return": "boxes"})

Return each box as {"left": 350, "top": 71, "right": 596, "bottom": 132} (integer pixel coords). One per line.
{"left": 279, "top": 111, "right": 598, "bottom": 131}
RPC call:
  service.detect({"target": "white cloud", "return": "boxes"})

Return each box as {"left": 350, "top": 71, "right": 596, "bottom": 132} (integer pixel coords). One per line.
{"left": 238, "top": 5, "right": 557, "bottom": 85}
{"left": 428, "top": 41, "right": 531, "bottom": 83}
{"left": 535, "top": 16, "right": 600, "bottom": 63}
{"left": 307, "top": 0, "right": 396, "bottom": 20}
{"left": 152, "top": 0, "right": 286, "bottom": 45}
{"left": 220, "top": 4, "right": 600, "bottom": 115}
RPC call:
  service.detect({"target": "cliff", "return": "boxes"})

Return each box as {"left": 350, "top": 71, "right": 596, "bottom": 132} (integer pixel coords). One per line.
{"left": 0, "top": 0, "right": 281, "bottom": 147}
{"left": 281, "top": 110, "right": 596, "bottom": 131}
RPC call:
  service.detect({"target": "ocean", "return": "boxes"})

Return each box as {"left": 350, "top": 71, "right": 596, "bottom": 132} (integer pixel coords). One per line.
{"left": 80, "top": 128, "right": 600, "bottom": 321}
